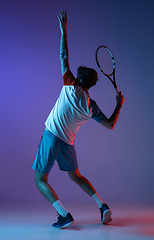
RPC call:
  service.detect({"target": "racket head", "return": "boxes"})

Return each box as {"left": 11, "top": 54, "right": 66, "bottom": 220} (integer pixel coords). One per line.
{"left": 95, "top": 45, "right": 115, "bottom": 77}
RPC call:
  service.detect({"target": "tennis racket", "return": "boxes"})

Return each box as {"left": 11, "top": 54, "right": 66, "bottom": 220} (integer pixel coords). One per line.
{"left": 95, "top": 45, "right": 120, "bottom": 95}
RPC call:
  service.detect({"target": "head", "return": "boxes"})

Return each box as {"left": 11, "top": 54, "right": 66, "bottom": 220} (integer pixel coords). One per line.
{"left": 76, "top": 66, "right": 98, "bottom": 90}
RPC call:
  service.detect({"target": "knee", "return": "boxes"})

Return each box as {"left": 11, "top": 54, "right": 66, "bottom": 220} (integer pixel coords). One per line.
{"left": 68, "top": 169, "right": 83, "bottom": 184}
{"left": 35, "top": 175, "right": 41, "bottom": 189}
{"left": 35, "top": 171, "right": 48, "bottom": 189}
{"left": 35, "top": 176, "right": 40, "bottom": 188}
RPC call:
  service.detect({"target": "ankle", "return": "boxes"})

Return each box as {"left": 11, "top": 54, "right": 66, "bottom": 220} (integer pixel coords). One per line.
{"left": 53, "top": 200, "right": 68, "bottom": 217}
{"left": 92, "top": 192, "right": 104, "bottom": 208}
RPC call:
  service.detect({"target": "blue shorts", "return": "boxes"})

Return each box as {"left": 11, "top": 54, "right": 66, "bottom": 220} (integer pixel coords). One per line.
{"left": 32, "top": 130, "right": 78, "bottom": 173}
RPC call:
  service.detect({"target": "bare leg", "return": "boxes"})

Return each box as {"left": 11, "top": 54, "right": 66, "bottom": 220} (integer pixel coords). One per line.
{"left": 68, "top": 168, "right": 96, "bottom": 196}
{"left": 35, "top": 170, "right": 58, "bottom": 204}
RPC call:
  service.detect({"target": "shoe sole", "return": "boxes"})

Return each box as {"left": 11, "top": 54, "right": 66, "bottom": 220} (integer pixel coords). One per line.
{"left": 102, "top": 210, "right": 112, "bottom": 224}
{"left": 52, "top": 220, "right": 74, "bottom": 229}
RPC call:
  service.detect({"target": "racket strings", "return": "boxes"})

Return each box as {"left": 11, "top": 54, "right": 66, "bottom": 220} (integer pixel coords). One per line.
{"left": 96, "top": 46, "right": 114, "bottom": 76}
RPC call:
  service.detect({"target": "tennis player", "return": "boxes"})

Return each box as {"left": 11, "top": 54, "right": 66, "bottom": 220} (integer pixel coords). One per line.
{"left": 32, "top": 11, "right": 125, "bottom": 229}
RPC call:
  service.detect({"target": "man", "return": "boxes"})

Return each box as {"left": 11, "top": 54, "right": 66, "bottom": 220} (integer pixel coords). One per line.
{"left": 32, "top": 11, "right": 125, "bottom": 229}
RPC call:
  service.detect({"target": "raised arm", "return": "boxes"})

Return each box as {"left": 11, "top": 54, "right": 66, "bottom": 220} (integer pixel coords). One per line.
{"left": 57, "top": 11, "right": 69, "bottom": 76}
{"left": 100, "top": 92, "right": 125, "bottom": 129}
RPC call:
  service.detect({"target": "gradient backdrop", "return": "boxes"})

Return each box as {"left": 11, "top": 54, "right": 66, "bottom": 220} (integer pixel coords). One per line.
{"left": 0, "top": 0, "right": 154, "bottom": 209}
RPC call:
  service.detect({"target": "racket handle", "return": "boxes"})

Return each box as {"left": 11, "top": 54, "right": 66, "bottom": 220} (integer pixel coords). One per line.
{"left": 115, "top": 86, "right": 120, "bottom": 95}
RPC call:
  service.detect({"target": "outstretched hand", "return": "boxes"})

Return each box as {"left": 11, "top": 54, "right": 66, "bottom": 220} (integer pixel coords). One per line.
{"left": 116, "top": 91, "right": 125, "bottom": 107}
{"left": 57, "top": 11, "right": 67, "bottom": 34}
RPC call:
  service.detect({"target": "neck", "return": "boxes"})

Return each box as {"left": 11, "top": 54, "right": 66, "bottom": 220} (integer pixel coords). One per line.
{"left": 84, "top": 88, "right": 89, "bottom": 93}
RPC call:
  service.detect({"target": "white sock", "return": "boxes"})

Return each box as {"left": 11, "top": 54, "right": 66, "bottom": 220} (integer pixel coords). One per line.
{"left": 53, "top": 200, "right": 68, "bottom": 217}
{"left": 92, "top": 193, "right": 104, "bottom": 208}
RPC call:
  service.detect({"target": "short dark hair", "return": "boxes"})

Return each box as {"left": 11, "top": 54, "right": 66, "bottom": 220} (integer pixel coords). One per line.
{"left": 76, "top": 66, "right": 98, "bottom": 89}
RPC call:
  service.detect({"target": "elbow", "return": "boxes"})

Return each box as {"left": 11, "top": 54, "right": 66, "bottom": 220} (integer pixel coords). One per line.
{"left": 100, "top": 118, "right": 115, "bottom": 129}
{"left": 107, "top": 125, "right": 114, "bottom": 130}
{"left": 104, "top": 123, "right": 114, "bottom": 130}
{"left": 110, "top": 123, "right": 116, "bottom": 129}
{"left": 108, "top": 119, "right": 116, "bottom": 129}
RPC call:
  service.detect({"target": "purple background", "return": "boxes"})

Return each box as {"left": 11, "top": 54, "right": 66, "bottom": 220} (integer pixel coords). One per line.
{"left": 0, "top": 0, "right": 154, "bottom": 208}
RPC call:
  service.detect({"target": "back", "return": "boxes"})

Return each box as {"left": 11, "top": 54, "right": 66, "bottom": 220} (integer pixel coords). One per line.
{"left": 45, "top": 70, "right": 93, "bottom": 145}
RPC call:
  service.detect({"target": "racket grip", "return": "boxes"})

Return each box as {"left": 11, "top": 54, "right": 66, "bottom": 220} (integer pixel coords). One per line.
{"left": 115, "top": 86, "right": 120, "bottom": 95}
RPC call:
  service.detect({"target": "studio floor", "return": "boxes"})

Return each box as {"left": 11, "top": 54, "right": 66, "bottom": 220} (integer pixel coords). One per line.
{"left": 1, "top": 204, "right": 154, "bottom": 240}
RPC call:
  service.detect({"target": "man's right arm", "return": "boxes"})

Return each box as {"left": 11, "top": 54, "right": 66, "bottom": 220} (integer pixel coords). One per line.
{"left": 100, "top": 92, "right": 125, "bottom": 129}
{"left": 57, "top": 11, "right": 69, "bottom": 76}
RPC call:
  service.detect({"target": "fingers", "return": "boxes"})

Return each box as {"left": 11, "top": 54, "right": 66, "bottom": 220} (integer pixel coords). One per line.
{"left": 116, "top": 91, "right": 122, "bottom": 98}
{"left": 119, "top": 91, "right": 122, "bottom": 96}
{"left": 116, "top": 91, "right": 125, "bottom": 106}
{"left": 57, "top": 11, "right": 67, "bottom": 22}
{"left": 57, "top": 11, "right": 67, "bottom": 33}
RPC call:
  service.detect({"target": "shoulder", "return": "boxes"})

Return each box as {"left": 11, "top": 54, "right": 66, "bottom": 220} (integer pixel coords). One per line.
{"left": 63, "top": 69, "right": 78, "bottom": 86}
